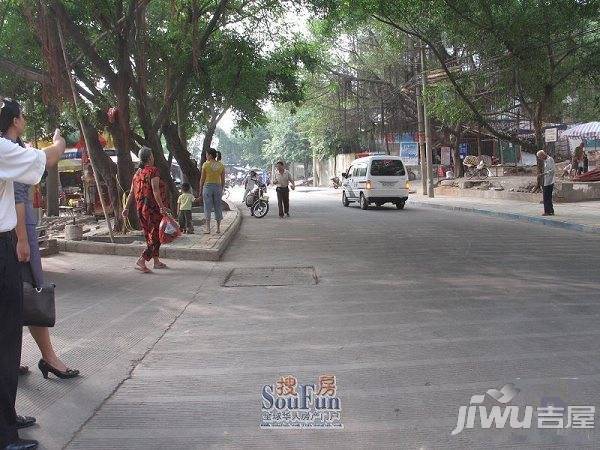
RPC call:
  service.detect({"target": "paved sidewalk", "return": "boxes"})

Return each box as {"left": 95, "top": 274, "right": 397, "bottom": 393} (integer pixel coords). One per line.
{"left": 17, "top": 252, "right": 220, "bottom": 449}
{"left": 409, "top": 191, "right": 600, "bottom": 234}
{"left": 58, "top": 208, "right": 241, "bottom": 261}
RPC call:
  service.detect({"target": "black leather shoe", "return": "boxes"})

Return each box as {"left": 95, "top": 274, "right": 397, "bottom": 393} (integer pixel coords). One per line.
{"left": 38, "top": 359, "right": 80, "bottom": 379}
{"left": 16, "top": 415, "right": 36, "bottom": 429}
{"left": 4, "top": 438, "right": 39, "bottom": 450}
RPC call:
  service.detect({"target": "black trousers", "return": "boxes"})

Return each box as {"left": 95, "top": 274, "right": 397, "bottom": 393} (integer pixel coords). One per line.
{"left": 543, "top": 184, "right": 554, "bottom": 215}
{"left": 276, "top": 187, "right": 290, "bottom": 217}
{"left": 178, "top": 210, "right": 194, "bottom": 232}
{"left": 0, "top": 233, "right": 22, "bottom": 446}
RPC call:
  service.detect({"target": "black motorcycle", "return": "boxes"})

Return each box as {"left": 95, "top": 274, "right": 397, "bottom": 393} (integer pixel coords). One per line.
{"left": 245, "top": 182, "right": 269, "bottom": 218}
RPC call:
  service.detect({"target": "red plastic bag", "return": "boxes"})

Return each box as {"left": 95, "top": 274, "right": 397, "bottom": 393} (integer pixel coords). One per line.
{"left": 159, "top": 214, "right": 181, "bottom": 244}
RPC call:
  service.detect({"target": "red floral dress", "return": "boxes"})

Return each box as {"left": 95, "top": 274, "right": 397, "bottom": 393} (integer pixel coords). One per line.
{"left": 133, "top": 166, "right": 167, "bottom": 260}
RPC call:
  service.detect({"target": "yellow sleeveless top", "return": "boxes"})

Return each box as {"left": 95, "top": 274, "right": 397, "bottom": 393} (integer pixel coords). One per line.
{"left": 202, "top": 161, "right": 224, "bottom": 184}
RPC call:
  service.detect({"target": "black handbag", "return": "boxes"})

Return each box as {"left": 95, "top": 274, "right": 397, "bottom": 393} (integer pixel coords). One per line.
{"left": 22, "top": 263, "right": 56, "bottom": 327}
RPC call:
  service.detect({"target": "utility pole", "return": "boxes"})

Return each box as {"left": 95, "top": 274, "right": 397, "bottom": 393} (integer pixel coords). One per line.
{"left": 420, "top": 45, "right": 435, "bottom": 198}
{"left": 416, "top": 84, "right": 427, "bottom": 195}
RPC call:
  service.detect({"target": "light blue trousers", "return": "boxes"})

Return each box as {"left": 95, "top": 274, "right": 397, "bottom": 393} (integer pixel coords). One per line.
{"left": 203, "top": 183, "right": 223, "bottom": 222}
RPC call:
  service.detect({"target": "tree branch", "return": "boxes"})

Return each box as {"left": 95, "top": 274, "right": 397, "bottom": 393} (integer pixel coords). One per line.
{"left": 152, "top": 0, "right": 231, "bottom": 130}
{"left": 49, "top": 0, "right": 117, "bottom": 85}
{"left": 0, "top": 57, "right": 51, "bottom": 85}
{"left": 373, "top": 13, "right": 534, "bottom": 149}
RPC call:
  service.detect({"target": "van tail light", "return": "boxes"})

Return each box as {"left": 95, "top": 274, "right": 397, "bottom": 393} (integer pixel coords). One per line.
{"left": 405, "top": 181, "right": 411, "bottom": 189}
{"left": 365, "top": 180, "right": 372, "bottom": 190}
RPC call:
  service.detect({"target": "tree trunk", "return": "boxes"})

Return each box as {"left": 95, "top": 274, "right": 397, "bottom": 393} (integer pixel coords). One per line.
{"left": 112, "top": 80, "right": 135, "bottom": 192}
{"left": 163, "top": 122, "right": 201, "bottom": 194}
{"left": 202, "top": 121, "right": 218, "bottom": 157}
{"left": 451, "top": 125, "right": 464, "bottom": 178}
{"left": 45, "top": 102, "right": 61, "bottom": 216}
{"left": 81, "top": 119, "right": 124, "bottom": 232}
{"left": 147, "top": 132, "right": 178, "bottom": 211}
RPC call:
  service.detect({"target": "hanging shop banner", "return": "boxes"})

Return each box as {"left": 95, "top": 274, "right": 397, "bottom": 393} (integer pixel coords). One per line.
{"left": 459, "top": 143, "right": 469, "bottom": 158}
{"left": 400, "top": 142, "right": 419, "bottom": 166}
{"left": 441, "top": 146, "right": 451, "bottom": 166}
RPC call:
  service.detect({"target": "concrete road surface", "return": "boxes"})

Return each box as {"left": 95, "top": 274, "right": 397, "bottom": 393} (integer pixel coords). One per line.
{"left": 19, "top": 188, "right": 600, "bottom": 449}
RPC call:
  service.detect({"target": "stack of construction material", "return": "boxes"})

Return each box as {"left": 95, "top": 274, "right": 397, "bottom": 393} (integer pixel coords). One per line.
{"left": 574, "top": 168, "right": 600, "bottom": 182}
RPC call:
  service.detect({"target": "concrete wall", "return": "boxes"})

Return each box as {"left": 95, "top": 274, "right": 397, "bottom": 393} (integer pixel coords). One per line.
{"left": 559, "top": 181, "right": 600, "bottom": 202}
{"left": 435, "top": 181, "right": 600, "bottom": 203}
{"left": 314, "top": 153, "right": 358, "bottom": 187}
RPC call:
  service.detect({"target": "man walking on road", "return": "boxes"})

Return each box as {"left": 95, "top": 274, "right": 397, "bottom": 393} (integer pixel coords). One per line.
{"left": 537, "top": 150, "right": 555, "bottom": 216}
{"left": 272, "top": 161, "right": 295, "bottom": 218}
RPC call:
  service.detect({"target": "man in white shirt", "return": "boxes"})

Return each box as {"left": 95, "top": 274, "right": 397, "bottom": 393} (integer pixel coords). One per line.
{"left": 0, "top": 128, "right": 65, "bottom": 450}
{"left": 537, "top": 150, "right": 555, "bottom": 216}
{"left": 272, "top": 161, "right": 295, "bottom": 218}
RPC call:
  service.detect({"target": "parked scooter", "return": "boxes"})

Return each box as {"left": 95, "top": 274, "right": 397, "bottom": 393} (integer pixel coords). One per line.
{"left": 245, "top": 181, "right": 269, "bottom": 218}
{"left": 463, "top": 156, "right": 491, "bottom": 179}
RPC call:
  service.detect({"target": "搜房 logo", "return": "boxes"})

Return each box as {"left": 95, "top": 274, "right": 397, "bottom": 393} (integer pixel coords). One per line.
{"left": 452, "top": 383, "right": 595, "bottom": 435}
{"left": 261, "top": 374, "right": 343, "bottom": 429}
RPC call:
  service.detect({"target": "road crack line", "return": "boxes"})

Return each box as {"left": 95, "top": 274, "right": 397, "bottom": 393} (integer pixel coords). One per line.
{"left": 63, "top": 263, "right": 217, "bottom": 449}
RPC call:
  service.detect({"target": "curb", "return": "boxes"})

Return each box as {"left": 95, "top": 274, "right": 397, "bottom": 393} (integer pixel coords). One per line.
{"left": 411, "top": 200, "right": 600, "bottom": 235}
{"left": 57, "top": 204, "right": 243, "bottom": 261}
{"left": 215, "top": 200, "right": 242, "bottom": 259}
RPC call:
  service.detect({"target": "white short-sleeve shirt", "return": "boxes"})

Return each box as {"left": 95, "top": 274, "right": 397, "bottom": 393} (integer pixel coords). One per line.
{"left": 274, "top": 170, "right": 294, "bottom": 188}
{"left": 0, "top": 137, "right": 47, "bottom": 232}
{"left": 544, "top": 156, "right": 555, "bottom": 186}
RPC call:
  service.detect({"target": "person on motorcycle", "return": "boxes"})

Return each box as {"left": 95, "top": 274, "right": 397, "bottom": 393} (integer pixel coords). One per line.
{"left": 244, "top": 171, "right": 259, "bottom": 206}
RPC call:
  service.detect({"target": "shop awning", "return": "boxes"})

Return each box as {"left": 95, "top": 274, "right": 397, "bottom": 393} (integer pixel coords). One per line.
{"left": 562, "top": 122, "right": 600, "bottom": 139}
{"left": 58, "top": 158, "right": 82, "bottom": 172}
{"left": 58, "top": 149, "right": 82, "bottom": 172}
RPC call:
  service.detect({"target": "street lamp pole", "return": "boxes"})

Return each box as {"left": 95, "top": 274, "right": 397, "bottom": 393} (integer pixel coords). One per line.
{"left": 420, "top": 45, "right": 435, "bottom": 198}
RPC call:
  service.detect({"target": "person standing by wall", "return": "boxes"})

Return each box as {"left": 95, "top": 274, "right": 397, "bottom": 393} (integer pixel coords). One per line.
{"left": 198, "top": 148, "right": 225, "bottom": 234}
{"left": 272, "top": 161, "right": 295, "bottom": 218}
{"left": 537, "top": 150, "right": 555, "bottom": 216}
{"left": 0, "top": 116, "right": 66, "bottom": 449}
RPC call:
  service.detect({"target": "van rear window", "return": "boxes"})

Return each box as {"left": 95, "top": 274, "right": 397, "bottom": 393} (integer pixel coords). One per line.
{"left": 370, "top": 160, "right": 405, "bottom": 176}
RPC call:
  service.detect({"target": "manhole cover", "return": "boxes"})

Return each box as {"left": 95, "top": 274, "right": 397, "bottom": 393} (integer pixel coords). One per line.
{"left": 223, "top": 266, "right": 318, "bottom": 287}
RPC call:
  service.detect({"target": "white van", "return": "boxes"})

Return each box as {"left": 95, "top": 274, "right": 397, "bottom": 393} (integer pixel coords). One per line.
{"left": 341, "top": 155, "right": 410, "bottom": 210}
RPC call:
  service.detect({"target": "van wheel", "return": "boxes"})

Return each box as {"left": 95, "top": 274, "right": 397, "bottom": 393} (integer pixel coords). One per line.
{"left": 342, "top": 191, "right": 350, "bottom": 207}
{"left": 396, "top": 200, "right": 406, "bottom": 210}
{"left": 360, "top": 193, "right": 369, "bottom": 210}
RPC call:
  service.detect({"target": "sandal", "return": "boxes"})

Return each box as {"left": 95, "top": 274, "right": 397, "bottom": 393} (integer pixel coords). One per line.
{"left": 135, "top": 264, "right": 152, "bottom": 274}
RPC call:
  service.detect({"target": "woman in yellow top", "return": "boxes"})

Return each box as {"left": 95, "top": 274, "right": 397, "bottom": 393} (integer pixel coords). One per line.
{"left": 198, "top": 148, "right": 225, "bottom": 234}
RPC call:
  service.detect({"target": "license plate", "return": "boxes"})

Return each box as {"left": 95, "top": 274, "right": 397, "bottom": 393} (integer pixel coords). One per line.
{"left": 380, "top": 181, "right": 398, "bottom": 187}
